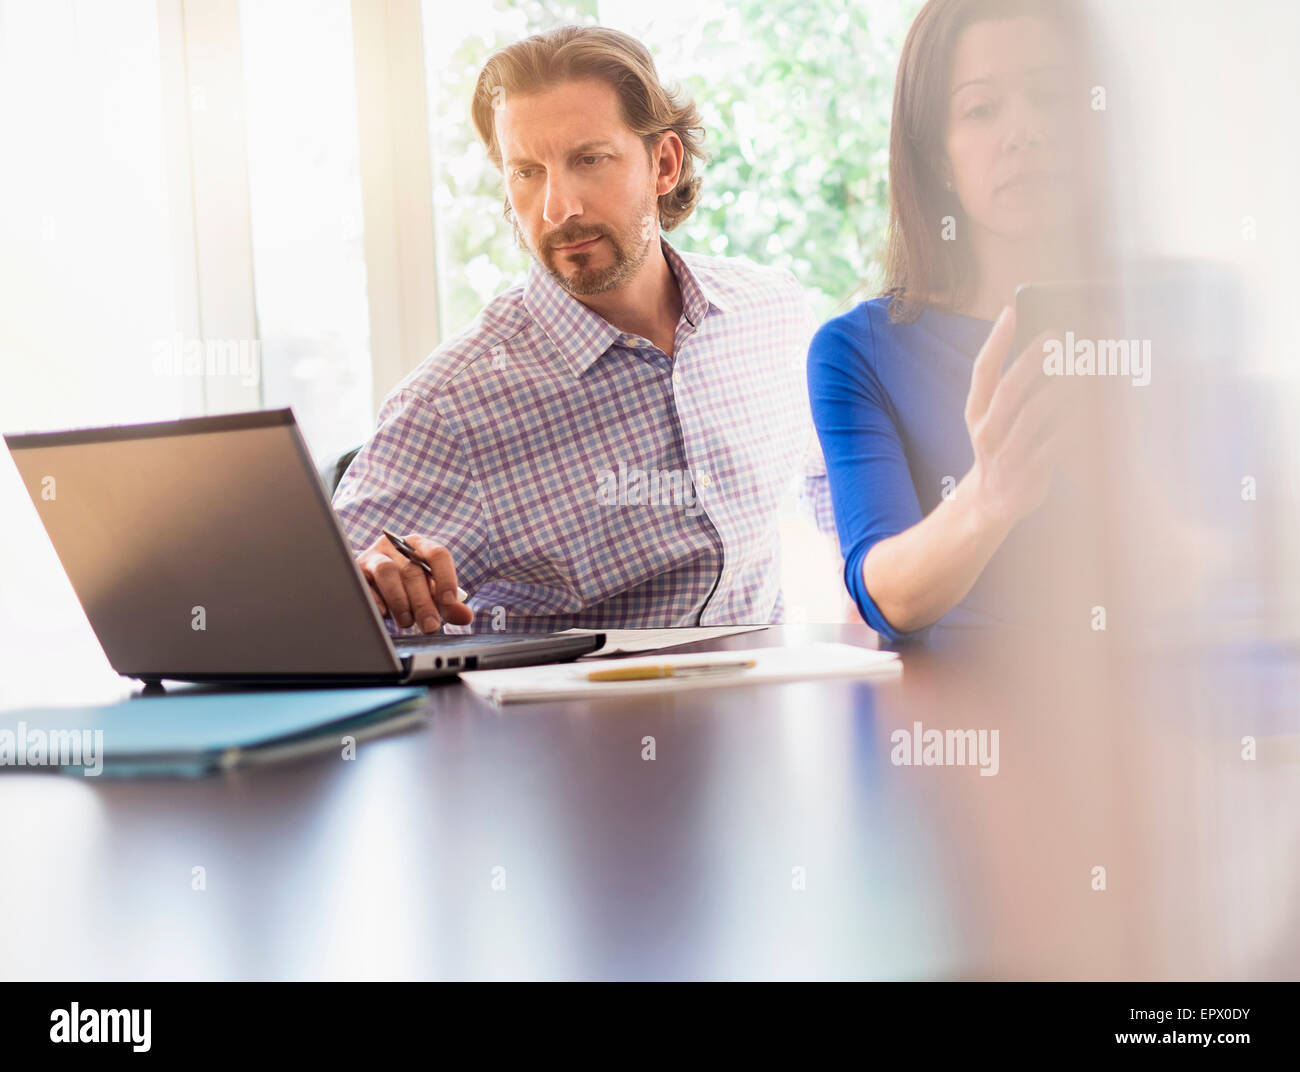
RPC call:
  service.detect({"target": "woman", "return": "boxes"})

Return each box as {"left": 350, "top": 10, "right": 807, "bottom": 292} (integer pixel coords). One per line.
{"left": 808, "top": 0, "right": 1108, "bottom": 645}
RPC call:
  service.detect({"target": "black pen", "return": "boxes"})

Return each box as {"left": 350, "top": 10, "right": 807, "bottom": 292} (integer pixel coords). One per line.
{"left": 381, "top": 528, "right": 468, "bottom": 602}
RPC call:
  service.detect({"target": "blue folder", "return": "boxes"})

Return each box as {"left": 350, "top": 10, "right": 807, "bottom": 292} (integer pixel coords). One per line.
{"left": 0, "top": 687, "right": 428, "bottom": 778}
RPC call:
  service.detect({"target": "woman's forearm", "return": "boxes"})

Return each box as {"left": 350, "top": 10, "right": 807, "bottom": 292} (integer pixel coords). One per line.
{"left": 860, "top": 466, "right": 1014, "bottom": 634}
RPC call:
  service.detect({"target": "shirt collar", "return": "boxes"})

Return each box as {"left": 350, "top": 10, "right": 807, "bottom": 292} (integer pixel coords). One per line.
{"left": 523, "top": 237, "right": 726, "bottom": 379}
{"left": 662, "top": 237, "right": 728, "bottom": 323}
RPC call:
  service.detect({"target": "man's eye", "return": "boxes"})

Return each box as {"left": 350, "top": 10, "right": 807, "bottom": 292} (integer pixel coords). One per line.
{"left": 579, "top": 155, "right": 603, "bottom": 166}
{"left": 513, "top": 168, "right": 536, "bottom": 181}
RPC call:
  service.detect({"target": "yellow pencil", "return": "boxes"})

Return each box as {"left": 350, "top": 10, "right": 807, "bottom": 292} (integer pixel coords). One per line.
{"left": 585, "top": 659, "right": 756, "bottom": 682}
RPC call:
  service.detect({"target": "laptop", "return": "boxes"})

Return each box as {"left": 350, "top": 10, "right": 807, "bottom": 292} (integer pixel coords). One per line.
{"left": 4, "top": 409, "right": 603, "bottom": 684}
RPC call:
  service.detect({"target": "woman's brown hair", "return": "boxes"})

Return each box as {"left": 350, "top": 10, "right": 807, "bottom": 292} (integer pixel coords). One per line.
{"left": 471, "top": 25, "right": 706, "bottom": 232}
{"left": 881, "top": 0, "right": 1100, "bottom": 322}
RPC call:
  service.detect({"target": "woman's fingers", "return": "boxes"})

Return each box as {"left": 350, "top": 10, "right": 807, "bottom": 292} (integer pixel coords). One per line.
{"left": 978, "top": 329, "right": 1058, "bottom": 454}
{"left": 999, "top": 369, "right": 1073, "bottom": 460}
{"left": 993, "top": 384, "right": 1079, "bottom": 516}
{"left": 965, "top": 305, "right": 1017, "bottom": 431}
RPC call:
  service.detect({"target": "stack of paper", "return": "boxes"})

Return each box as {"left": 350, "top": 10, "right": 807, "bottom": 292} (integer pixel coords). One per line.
{"left": 460, "top": 642, "right": 901, "bottom": 704}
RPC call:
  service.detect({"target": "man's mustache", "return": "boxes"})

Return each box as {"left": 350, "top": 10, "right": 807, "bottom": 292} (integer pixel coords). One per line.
{"left": 543, "top": 227, "right": 610, "bottom": 251}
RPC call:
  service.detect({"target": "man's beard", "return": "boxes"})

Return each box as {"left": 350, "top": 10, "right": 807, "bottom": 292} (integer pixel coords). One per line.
{"left": 524, "top": 203, "right": 656, "bottom": 297}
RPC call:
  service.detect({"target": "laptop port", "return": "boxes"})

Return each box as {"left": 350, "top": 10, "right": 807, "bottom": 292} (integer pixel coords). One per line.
{"left": 464, "top": 656, "right": 478, "bottom": 669}
{"left": 447, "top": 657, "right": 459, "bottom": 667}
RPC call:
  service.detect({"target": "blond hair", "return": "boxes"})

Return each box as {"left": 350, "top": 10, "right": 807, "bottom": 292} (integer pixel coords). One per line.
{"left": 471, "top": 25, "right": 705, "bottom": 231}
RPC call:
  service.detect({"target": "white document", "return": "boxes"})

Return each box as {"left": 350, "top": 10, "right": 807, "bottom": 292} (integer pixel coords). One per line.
{"left": 557, "top": 625, "right": 769, "bottom": 658}
{"left": 459, "top": 642, "right": 901, "bottom": 705}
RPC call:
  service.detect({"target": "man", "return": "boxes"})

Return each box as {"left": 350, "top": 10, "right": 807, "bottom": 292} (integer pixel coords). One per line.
{"left": 335, "top": 24, "right": 821, "bottom": 635}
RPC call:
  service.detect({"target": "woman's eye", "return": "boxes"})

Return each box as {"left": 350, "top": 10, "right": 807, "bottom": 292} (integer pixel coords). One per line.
{"left": 513, "top": 168, "right": 536, "bottom": 181}
{"left": 965, "top": 103, "right": 992, "bottom": 120}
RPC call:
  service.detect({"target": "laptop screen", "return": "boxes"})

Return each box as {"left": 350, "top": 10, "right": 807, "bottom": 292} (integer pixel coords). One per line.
{"left": 5, "top": 410, "right": 402, "bottom": 679}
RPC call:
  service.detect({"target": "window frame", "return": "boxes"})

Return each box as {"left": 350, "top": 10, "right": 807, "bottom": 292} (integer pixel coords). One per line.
{"left": 160, "top": 0, "right": 440, "bottom": 423}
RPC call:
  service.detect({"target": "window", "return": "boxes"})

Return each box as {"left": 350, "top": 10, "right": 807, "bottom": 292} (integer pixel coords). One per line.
{"left": 240, "top": 0, "right": 374, "bottom": 461}
{"left": 0, "top": 0, "right": 185, "bottom": 433}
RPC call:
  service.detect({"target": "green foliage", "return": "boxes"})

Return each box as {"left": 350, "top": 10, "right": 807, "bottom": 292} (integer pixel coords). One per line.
{"left": 675, "top": 0, "right": 921, "bottom": 318}
{"left": 428, "top": 0, "right": 919, "bottom": 337}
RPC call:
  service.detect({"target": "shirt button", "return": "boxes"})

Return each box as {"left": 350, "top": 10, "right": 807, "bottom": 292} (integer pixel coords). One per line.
{"left": 698, "top": 473, "right": 712, "bottom": 488}
{"left": 723, "top": 569, "right": 733, "bottom": 583}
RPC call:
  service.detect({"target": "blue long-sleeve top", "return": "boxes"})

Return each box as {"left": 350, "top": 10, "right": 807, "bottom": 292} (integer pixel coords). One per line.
{"left": 808, "top": 296, "right": 1066, "bottom": 647}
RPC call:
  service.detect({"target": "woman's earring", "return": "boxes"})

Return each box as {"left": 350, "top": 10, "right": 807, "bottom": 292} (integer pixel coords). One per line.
{"left": 944, "top": 180, "right": 954, "bottom": 191}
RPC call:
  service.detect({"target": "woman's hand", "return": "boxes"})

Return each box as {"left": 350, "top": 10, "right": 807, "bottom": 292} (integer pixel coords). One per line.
{"left": 858, "top": 305, "right": 1081, "bottom": 637}
{"left": 963, "top": 306, "right": 1075, "bottom": 529}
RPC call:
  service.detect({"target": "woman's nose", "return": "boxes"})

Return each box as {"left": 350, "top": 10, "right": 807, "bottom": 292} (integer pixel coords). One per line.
{"left": 1005, "top": 105, "right": 1048, "bottom": 153}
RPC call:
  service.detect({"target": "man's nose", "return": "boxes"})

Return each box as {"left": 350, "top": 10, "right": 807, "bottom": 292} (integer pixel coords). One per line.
{"left": 543, "top": 175, "right": 582, "bottom": 226}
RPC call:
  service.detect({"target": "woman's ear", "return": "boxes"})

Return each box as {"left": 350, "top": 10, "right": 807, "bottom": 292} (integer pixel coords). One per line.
{"left": 937, "top": 156, "right": 956, "bottom": 193}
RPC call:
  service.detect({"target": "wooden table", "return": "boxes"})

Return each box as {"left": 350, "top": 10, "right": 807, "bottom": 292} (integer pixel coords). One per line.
{"left": 1, "top": 609, "right": 1296, "bottom": 980}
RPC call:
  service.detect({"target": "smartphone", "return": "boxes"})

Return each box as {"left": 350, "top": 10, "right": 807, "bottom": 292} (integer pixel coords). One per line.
{"left": 1012, "top": 280, "right": 1127, "bottom": 361}
{"left": 1010, "top": 277, "right": 1187, "bottom": 394}
{"left": 1010, "top": 262, "right": 1230, "bottom": 373}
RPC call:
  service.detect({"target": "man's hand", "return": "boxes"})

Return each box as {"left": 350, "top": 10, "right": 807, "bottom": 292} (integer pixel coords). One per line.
{"left": 357, "top": 534, "right": 474, "bottom": 633}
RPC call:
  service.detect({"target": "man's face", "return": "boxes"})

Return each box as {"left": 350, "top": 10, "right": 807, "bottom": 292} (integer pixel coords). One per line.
{"left": 495, "top": 78, "right": 663, "bottom": 296}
